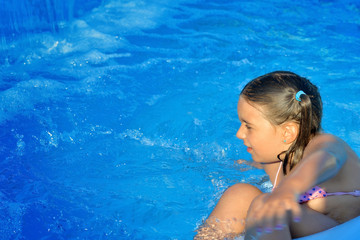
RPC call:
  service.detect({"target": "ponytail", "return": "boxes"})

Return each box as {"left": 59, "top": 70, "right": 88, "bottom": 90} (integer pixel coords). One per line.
{"left": 281, "top": 92, "right": 317, "bottom": 174}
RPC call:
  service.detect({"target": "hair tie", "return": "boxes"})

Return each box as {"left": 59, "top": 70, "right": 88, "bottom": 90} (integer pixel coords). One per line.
{"left": 295, "top": 90, "right": 306, "bottom": 102}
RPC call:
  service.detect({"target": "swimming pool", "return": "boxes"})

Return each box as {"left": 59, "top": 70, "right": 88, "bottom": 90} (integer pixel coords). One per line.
{"left": 1, "top": 0, "right": 360, "bottom": 239}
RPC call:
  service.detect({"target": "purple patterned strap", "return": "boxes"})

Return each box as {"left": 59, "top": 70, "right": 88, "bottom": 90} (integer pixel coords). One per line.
{"left": 299, "top": 186, "right": 360, "bottom": 203}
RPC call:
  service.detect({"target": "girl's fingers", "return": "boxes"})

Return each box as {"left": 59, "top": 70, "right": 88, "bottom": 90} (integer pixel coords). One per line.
{"left": 290, "top": 201, "right": 302, "bottom": 223}
{"left": 246, "top": 194, "right": 268, "bottom": 229}
{"left": 248, "top": 196, "right": 301, "bottom": 234}
{"left": 264, "top": 200, "right": 288, "bottom": 232}
{"left": 274, "top": 204, "right": 287, "bottom": 230}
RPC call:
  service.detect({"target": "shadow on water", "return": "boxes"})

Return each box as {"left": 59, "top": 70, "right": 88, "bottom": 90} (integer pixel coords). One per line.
{"left": 0, "top": 0, "right": 104, "bottom": 46}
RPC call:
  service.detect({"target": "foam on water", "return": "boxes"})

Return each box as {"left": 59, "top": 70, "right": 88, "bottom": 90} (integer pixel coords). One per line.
{"left": 1, "top": 0, "right": 360, "bottom": 239}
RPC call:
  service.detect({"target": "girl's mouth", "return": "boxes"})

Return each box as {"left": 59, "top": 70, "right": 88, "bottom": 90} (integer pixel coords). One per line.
{"left": 247, "top": 147, "right": 252, "bottom": 153}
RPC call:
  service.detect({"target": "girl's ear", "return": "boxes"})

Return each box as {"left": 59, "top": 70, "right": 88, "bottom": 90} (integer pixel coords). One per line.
{"left": 282, "top": 122, "right": 299, "bottom": 144}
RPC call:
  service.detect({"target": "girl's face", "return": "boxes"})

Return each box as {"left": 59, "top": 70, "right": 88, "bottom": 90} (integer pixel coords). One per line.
{"left": 236, "top": 96, "right": 288, "bottom": 163}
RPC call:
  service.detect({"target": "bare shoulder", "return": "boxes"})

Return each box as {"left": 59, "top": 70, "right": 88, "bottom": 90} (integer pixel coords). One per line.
{"left": 304, "top": 133, "right": 344, "bottom": 154}
{"left": 305, "top": 133, "right": 359, "bottom": 165}
{"left": 304, "top": 134, "right": 360, "bottom": 167}
{"left": 309, "top": 133, "right": 341, "bottom": 145}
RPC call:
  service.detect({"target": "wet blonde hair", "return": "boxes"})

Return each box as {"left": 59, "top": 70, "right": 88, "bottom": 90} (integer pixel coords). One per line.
{"left": 241, "top": 71, "right": 323, "bottom": 174}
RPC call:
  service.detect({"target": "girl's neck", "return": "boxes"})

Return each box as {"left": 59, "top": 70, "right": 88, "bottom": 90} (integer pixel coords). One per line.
{"left": 272, "top": 161, "right": 283, "bottom": 190}
{"left": 263, "top": 161, "right": 284, "bottom": 188}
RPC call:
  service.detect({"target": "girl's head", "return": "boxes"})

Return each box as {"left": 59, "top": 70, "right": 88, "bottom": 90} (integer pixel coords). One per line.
{"left": 240, "top": 71, "right": 322, "bottom": 174}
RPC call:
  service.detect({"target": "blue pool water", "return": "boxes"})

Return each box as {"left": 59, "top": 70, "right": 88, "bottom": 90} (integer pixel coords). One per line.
{"left": 1, "top": 0, "right": 360, "bottom": 239}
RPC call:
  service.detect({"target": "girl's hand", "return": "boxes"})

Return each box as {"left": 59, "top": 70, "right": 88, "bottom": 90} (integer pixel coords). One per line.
{"left": 236, "top": 159, "right": 263, "bottom": 169}
{"left": 246, "top": 186, "right": 302, "bottom": 234}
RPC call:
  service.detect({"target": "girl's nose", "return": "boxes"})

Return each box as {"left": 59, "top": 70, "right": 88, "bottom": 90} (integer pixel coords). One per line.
{"left": 236, "top": 125, "right": 245, "bottom": 140}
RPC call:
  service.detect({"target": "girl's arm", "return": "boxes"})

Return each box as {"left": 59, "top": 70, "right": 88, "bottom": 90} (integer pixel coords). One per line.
{"left": 277, "top": 134, "right": 347, "bottom": 198}
{"left": 245, "top": 134, "right": 348, "bottom": 233}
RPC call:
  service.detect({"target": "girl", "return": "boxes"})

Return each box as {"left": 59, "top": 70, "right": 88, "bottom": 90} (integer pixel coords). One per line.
{"left": 194, "top": 71, "right": 360, "bottom": 239}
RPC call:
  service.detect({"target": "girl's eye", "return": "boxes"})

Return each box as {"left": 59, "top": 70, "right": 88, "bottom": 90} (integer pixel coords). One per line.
{"left": 245, "top": 124, "right": 251, "bottom": 130}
